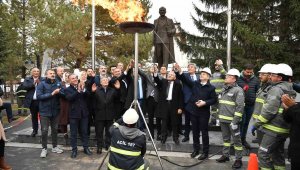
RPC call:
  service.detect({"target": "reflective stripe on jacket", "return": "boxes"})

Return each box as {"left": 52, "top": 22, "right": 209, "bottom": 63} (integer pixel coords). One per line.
{"left": 252, "top": 83, "right": 272, "bottom": 120}
{"left": 108, "top": 124, "right": 146, "bottom": 170}
{"left": 256, "top": 81, "right": 296, "bottom": 137}
{"left": 218, "top": 83, "right": 245, "bottom": 124}
{"left": 211, "top": 67, "right": 226, "bottom": 94}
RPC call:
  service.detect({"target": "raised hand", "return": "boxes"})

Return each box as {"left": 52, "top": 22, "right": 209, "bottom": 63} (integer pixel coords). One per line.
{"left": 114, "top": 80, "right": 120, "bottom": 89}
{"left": 91, "top": 83, "right": 97, "bottom": 92}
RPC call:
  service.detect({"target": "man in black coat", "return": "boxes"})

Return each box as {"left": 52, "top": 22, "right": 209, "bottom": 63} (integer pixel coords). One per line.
{"left": 282, "top": 94, "right": 300, "bottom": 170}
{"left": 123, "top": 62, "right": 147, "bottom": 131}
{"left": 237, "top": 64, "right": 260, "bottom": 148}
{"left": 109, "top": 67, "right": 128, "bottom": 120}
{"left": 175, "top": 64, "right": 217, "bottom": 160}
{"left": 65, "top": 74, "right": 92, "bottom": 158}
{"left": 92, "top": 77, "right": 120, "bottom": 154}
{"left": 153, "top": 70, "right": 183, "bottom": 144}
{"left": 23, "top": 67, "right": 42, "bottom": 137}
{"left": 139, "top": 64, "right": 161, "bottom": 141}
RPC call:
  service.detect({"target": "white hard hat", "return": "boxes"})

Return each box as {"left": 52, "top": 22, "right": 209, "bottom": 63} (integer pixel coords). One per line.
{"left": 123, "top": 108, "right": 139, "bottom": 125}
{"left": 201, "top": 67, "right": 212, "bottom": 76}
{"left": 259, "top": 64, "right": 274, "bottom": 73}
{"left": 227, "top": 68, "right": 240, "bottom": 77}
{"left": 273, "top": 63, "right": 293, "bottom": 76}
{"left": 215, "top": 59, "right": 223, "bottom": 65}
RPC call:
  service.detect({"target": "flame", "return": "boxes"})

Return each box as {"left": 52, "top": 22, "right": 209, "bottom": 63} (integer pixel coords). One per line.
{"left": 72, "top": 0, "right": 145, "bottom": 23}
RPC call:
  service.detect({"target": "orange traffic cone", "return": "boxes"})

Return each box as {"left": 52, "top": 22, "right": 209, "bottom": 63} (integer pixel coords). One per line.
{"left": 247, "top": 153, "right": 259, "bottom": 170}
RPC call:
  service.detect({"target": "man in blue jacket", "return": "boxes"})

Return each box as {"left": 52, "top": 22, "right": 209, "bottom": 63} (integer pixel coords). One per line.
{"left": 36, "top": 69, "right": 63, "bottom": 158}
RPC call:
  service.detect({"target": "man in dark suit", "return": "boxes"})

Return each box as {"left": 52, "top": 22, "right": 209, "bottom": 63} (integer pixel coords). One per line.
{"left": 124, "top": 62, "right": 147, "bottom": 131}
{"left": 65, "top": 74, "right": 92, "bottom": 158}
{"left": 154, "top": 70, "right": 183, "bottom": 144}
{"left": 139, "top": 64, "right": 161, "bottom": 141}
{"left": 92, "top": 77, "right": 120, "bottom": 154}
{"left": 109, "top": 67, "right": 128, "bottom": 120}
{"left": 23, "top": 67, "right": 41, "bottom": 137}
{"left": 181, "top": 63, "right": 198, "bottom": 142}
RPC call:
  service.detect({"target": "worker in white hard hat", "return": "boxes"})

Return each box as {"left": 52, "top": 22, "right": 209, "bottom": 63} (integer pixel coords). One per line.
{"left": 210, "top": 59, "right": 227, "bottom": 127}
{"left": 216, "top": 68, "right": 245, "bottom": 169}
{"left": 174, "top": 64, "right": 217, "bottom": 160}
{"left": 108, "top": 108, "right": 147, "bottom": 170}
{"left": 255, "top": 63, "right": 296, "bottom": 170}
{"left": 250, "top": 64, "right": 275, "bottom": 145}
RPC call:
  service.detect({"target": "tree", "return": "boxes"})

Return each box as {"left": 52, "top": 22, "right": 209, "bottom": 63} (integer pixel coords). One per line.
{"left": 176, "top": 0, "right": 300, "bottom": 79}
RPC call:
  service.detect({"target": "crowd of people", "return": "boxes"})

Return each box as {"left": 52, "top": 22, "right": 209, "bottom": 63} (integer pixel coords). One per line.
{"left": 1, "top": 58, "right": 300, "bottom": 169}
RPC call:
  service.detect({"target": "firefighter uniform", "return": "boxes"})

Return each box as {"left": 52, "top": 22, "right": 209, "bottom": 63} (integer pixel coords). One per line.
{"left": 255, "top": 81, "right": 296, "bottom": 170}
{"left": 108, "top": 109, "right": 147, "bottom": 170}
{"left": 252, "top": 82, "right": 272, "bottom": 144}
{"left": 210, "top": 65, "right": 226, "bottom": 124}
{"left": 218, "top": 82, "right": 245, "bottom": 160}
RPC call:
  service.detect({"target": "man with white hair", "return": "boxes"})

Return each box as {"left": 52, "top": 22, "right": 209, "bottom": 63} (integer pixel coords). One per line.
{"left": 108, "top": 108, "right": 146, "bottom": 170}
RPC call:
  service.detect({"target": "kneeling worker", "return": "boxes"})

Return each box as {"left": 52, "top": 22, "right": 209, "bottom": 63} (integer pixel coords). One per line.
{"left": 108, "top": 108, "right": 147, "bottom": 170}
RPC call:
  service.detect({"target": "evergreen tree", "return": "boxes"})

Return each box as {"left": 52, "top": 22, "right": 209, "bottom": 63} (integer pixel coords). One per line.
{"left": 177, "top": 0, "right": 300, "bottom": 79}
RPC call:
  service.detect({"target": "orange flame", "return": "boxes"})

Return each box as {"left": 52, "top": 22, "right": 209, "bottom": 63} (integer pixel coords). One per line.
{"left": 72, "top": 0, "right": 145, "bottom": 23}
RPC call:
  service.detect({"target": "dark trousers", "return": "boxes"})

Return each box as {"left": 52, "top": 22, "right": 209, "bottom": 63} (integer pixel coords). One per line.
{"left": 95, "top": 120, "right": 113, "bottom": 148}
{"left": 29, "top": 100, "right": 39, "bottom": 133}
{"left": 146, "top": 97, "right": 157, "bottom": 137}
{"left": 70, "top": 117, "right": 89, "bottom": 151}
{"left": 137, "top": 99, "right": 145, "bottom": 131}
{"left": 183, "top": 108, "right": 191, "bottom": 138}
{"left": 0, "top": 102, "right": 13, "bottom": 121}
{"left": 40, "top": 115, "right": 58, "bottom": 149}
{"left": 191, "top": 113, "right": 210, "bottom": 153}
{"left": 162, "top": 102, "right": 179, "bottom": 139}
{"left": 291, "top": 158, "right": 300, "bottom": 170}
{"left": 87, "top": 100, "right": 95, "bottom": 136}
{"left": 240, "top": 105, "right": 254, "bottom": 140}
{"left": 0, "top": 139, "right": 4, "bottom": 157}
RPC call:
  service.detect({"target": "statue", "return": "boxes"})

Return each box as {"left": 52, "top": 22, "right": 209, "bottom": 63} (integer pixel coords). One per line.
{"left": 153, "top": 7, "right": 176, "bottom": 68}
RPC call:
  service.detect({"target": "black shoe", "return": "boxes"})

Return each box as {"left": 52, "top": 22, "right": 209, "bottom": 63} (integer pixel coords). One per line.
{"left": 71, "top": 150, "right": 77, "bottom": 158}
{"left": 190, "top": 151, "right": 200, "bottom": 158}
{"left": 31, "top": 131, "right": 37, "bottom": 137}
{"left": 198, "top": 153, "right": 208, "bottom": 160}
{"left": 252, "top": 138, "right": 259, "bottom": 144}
{"left": 97, "top": 148, "right": 102, "bottom": 154}
{"left": 242, "top": 140, "right": 251, "bottom": 149}
{"left": 161, "top": 136, "right": 167, "bottom": 144}
{"left": 104, "top": 145, "right": 109, "bottom": 151}
{"left": 232, "top": 159, "right": 243, "bottom": 169}
{"left": 83, "top": 148, "right": 92, "bottom": 155}
{"left": 8, "top": 117, "right": 18, "bottom": 123}
{"left": 181, "top": 137, "right": 189, "bottom": 142}
{"left": 216, "top": 155, "right": 229, "bottom": 163}
{"left": 174, "top": 138, "right": 179, "bottom": 145}
{"left": 157, "top": 135, "right": 161, "bottom": 141}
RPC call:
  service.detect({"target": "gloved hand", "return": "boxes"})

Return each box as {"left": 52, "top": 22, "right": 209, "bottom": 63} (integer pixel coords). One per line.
{"left": 251, "top": 126, "right": 257, "bottom": 136}
{"left": 230, "top": 123, "right": 238, "bottom": 130}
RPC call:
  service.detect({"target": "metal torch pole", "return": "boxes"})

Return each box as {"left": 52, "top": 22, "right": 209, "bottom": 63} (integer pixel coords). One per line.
{"left": 92, "top": 0, "right": 95, "bottom": 70}
{"left": 134, "top": 33, "right": 139, "bottom": 109}
{"left": 227, "top": 0, "right": 232, "bottom": 70}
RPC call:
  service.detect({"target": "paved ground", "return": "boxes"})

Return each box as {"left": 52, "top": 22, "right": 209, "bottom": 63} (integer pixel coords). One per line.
{"left": 0, "top": 101, "right": 293, "bottom": 170}
{"left": 5, "top": 144, "right": 252, "bottom": 170}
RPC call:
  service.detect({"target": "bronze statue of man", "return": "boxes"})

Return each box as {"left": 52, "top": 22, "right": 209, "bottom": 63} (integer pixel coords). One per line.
{"left": 153, "top": 7, "right": 176, "bottom": 68}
